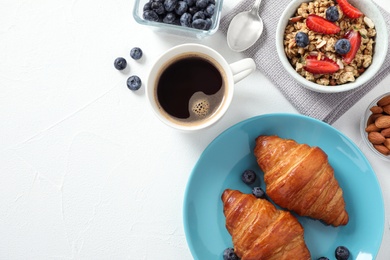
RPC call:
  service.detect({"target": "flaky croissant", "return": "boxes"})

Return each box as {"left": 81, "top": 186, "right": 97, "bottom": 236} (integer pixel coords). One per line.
{"left": 221, "top": 189, "right": 311, "bottom": 260}
{"left": 254, "top": 135, "right": 349, "bottom": 226}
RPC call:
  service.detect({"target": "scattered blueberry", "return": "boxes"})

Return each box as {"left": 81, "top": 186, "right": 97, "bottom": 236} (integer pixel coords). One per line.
{"left": 175, "top": 1, "right": 188, "bottom": 16}
{"left": 335, "top": 39, "right": 351, "bottom": 55}
{"left": 127, "top": 75, "right": 142, "bottom": 91}
{"left": 143, "top": 10, "right": 159, "bottom": 22}
{"left": 114, "top": 57, "right": 127, "bottom": 70}
{"left": 164, "top": 0, "right": 177, "bottom": 12}
{"left": 163, "top": 12, "right": 176, "bottom": 24}
{"left": 335, "top": 246, "right": 350, "bottom": 260}
{"left": 317, "top": 257, "right": 329, "bottom": 260}
{"left": 252, "top": 187, "right": 265, "bottom": 199}
{"left": 130, "top": 47, "right": 143, "bottom": 60}
{"left": 241, "top": 170, "right": 256, "bottom": 185}
{"left": 223, "top": 248, "right": 240, "bottom": 260}
{"left": 295, "top": 32, "right": 309, "bottom": 48}
{"left": 326, "top": 6, "right": 339, "bottom": 22}
{"left": 196, "top": 0, "right": 209, "bottom": 9}
{"left": 180, "top": 12, "right": 192, "bottom": 27}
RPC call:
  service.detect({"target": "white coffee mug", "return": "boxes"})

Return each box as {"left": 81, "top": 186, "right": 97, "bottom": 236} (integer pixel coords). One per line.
{"left": 146, "top": 43, "right": 256, "bottom": 131}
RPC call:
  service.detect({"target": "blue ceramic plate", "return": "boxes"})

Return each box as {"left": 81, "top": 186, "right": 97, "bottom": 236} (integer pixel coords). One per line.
{"left": 183, "top": 114, "right": 384, "bottom": 260}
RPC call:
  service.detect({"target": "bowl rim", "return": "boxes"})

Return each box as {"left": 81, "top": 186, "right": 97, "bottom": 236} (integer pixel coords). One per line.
{"left": 275, "top": 0, "right": 389, "bottom": 93}
{"left": 360, "top": 92, "right": 390, "bottom": 162}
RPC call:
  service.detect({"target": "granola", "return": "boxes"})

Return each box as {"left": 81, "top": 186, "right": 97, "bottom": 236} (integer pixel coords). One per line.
{"left": 284, "top": 0, "right": 376, "bottom": 86}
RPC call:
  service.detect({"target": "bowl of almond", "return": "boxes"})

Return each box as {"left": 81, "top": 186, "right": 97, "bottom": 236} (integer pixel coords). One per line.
{"left": 361, "top": 92, "right": 390, "bottom": 161}
{"left": 276, "top": 0, "right": 388, "bottom": 93}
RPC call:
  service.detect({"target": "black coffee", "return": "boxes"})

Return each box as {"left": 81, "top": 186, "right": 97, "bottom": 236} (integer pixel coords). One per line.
{"left": 156, "top": 54, "right": 226, "bottom": 125}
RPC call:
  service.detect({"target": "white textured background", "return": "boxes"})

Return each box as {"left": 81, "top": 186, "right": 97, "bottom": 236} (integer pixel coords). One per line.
{"left": 0, "top": 0, "right": 389, "bottom": 259}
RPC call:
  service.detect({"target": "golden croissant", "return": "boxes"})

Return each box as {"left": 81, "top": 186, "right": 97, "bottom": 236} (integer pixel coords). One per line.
{"left": 221, "top": 189, "right": 311, "bottom": 260}
{"left": 254, "top": 135, "right": 349, "bottom": 226}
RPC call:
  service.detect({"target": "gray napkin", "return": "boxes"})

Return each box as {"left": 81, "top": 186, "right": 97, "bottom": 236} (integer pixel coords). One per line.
{"left": 220, "top": 0, "right": 390, "bottom": 124}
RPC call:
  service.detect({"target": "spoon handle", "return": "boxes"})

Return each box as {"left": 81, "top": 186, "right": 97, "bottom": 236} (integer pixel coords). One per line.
{"left": 251, "top": 0, "right": 262, "bottom": 13}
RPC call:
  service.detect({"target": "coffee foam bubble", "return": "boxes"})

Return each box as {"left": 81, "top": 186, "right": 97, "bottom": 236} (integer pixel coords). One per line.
{"left": 187, "top": 89, "right": 224, "bottom": 121}
{"left": 191, "top": 99, "right": 210, "bottom": 117}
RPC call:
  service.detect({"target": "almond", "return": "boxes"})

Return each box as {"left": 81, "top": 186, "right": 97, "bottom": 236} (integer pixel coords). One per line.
{"left": 381, "top": 128, "right": 390, "bottom": 137}
{"left": 365, "top": 123, "right": 381, "bottom": 132}
{"left": 383, "top": 104, "right": 390, "bottom": 115}
{"left": 370, "top": 106, "right": 383, "bottom": 114}
{"left": 368, "top": 132, "right": 385, "bottom": 144}
{"left": 367, "top": 113, "right": 383, "bottom": 126}
{"left": 375, "top": 115, "right": 390, "bottom": 128}
{"left": 373, "top": 144, "right": 390, "bottom": 155}
{"left": 377, "top": 94, "right": 390, "bottom": 107}
{"left": 385, "top": 138, "right": 390, "bottom": 150}
{"left": 289, "top": 16, "right": 303, "bottom": 23}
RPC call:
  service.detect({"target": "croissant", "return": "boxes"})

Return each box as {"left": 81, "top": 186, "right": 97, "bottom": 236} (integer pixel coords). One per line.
{"left": 221, "top": 189, "right": 311, "bottom": 260}
{"left": 254, "top": 135, "right": 349, "bottom": 226}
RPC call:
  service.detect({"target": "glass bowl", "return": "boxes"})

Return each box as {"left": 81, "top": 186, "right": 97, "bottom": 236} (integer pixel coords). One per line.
{"left": 360, "top": 92, "right": 390, "bottom": 162}
{"left": 132, "top": 0, "right": 224, "bottom": 39}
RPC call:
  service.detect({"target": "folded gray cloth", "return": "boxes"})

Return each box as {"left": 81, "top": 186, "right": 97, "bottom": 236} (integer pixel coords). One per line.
{"left": 220, "top": 0, "right": 390, "bottom": 124}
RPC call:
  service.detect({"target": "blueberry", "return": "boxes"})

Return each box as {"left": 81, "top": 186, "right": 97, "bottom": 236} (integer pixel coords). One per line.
{"left": 127, "top": 76, "right": 142, "bottom": 91}
{"left": 192, "top": 10, "right": 206, "bottom": 21}
{"left": 188, "top": 6, "right": 199, "bottom": 15}
{"left": 184, "top": 0, "right": 196, "bottom": 6}
{"left": 335, "top": 39, "right": 351, "bottom": 55}
{"left": 196, "top": 0, "right": 209, "bottom": 9}
{"left": 317, "top": 257, "right": 329, "bottom": 260}
{"left": 130, "top": 47, "right": 143, "bottom": 60}
{"left": 205, "top": 18, "right": 212, "bottom": 29}
{"left": 151, "top": 1, "right": 165, "bottom": 15}
{"left": 335, "top": 246, "right": 350, "bottom": 260}
{"left": 114, "top": 57, "right": 127, "bottom": 70}
{"left": 175, "top": 1, "right": 188, "bottom": 16}
{"left": 223, "top": 248, "right": 240, "bottom": 260}
{"left": 180, "top": 12, "right": 192, "bottom": 27}
{"left": 204, "top": 4, "right": 215, "bottom": 17}
{"left": 241, "top": 170, "right": 256, "bottom": 185}
{"left": 143, "top": 2, "right": 152, "bottom": 11}
{"left": 252, "top": 187, "right": 265, "bottom": 199}
{"left": 295, "top": 32, "right": 309, "bottom": 48}
{"left": 143, "top": 10, "right": 159, "bottom": 21}
{"left": 192, "top": 19, "right": 208, "bottom": 29}
{"left": 163, "top": 12, "right": 176, "bottom": 24}
{"left": 164, "top": 0, "right": 177, "bottom": 12}
{"left": 326, "top": 6, "right": 339, "bottom": 22}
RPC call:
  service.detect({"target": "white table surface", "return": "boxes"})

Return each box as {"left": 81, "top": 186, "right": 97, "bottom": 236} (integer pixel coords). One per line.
{"left": 0, "top": 0, "right": 389, "bottom": 259}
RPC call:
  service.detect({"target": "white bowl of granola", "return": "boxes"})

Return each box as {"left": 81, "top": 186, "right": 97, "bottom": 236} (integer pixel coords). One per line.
{"left": 276, "top": 0, "right": 388, "bottom": 93}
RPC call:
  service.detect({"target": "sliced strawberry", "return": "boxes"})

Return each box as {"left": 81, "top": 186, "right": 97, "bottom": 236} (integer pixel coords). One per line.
{"left": 303, "top": 55, "right": 340, "bottom": 74}
{"left": 306, "top": 14, "right": 340, "bottom": 34}
{"left": 337, "top": 0, "right": 363, "bottom": 19}
{"left": 342, "top": 29, "right": 362, "bottom": 64}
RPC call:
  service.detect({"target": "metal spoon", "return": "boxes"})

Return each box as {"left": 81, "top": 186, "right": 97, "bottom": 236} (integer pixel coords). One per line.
{"left": 227, "top": 0, "right": 264, "bottom": 52}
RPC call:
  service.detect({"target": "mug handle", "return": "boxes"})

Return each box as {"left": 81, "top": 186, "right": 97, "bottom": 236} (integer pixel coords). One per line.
{"left": 229, "top": 58, "right": 257, "bottom": 83}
